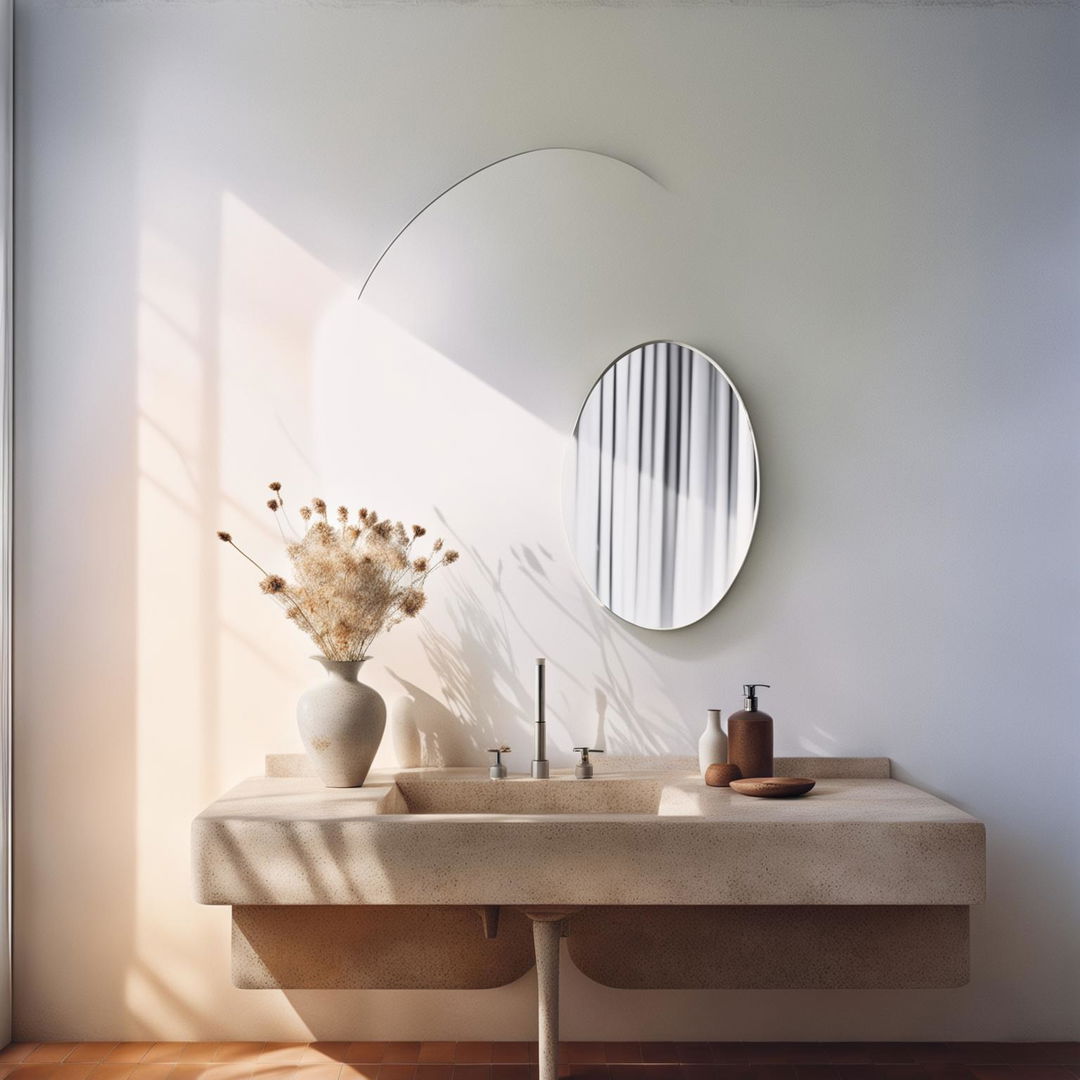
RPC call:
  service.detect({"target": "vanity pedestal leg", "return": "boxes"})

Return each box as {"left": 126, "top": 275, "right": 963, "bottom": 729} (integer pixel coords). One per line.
{"left": 533, "top": 918, "right": 560, "bottom": 1080}
{"left": 522, "top": 907, "right": 579, "bottom": 1080}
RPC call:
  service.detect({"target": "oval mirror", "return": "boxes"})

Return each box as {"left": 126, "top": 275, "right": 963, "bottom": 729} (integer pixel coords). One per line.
{"left": 564, "top": 341, "right": 759, "bottom": 630}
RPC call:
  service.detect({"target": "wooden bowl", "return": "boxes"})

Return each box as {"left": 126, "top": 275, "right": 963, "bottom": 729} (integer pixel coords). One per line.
{"left": 730, "top": 777, "right": 816, "bottom": 798}
{"left": 704, "top": 763, "right": 742, "bottom": 787}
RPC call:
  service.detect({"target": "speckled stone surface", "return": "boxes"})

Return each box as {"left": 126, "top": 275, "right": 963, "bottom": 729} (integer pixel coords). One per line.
{"left": 567, "top": 904, "right": 970, "bottom": 989}
{"left": 232, "top": 904, "right": 534, "bottom": 989}
{"left": 192, "top": 764, "right": 985, "bottom": 907}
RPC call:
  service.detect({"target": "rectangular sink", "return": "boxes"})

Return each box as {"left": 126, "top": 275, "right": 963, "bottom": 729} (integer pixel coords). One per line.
{"left": 192, "top": 762, "right": 985, "bottom": 908}
{"left": 392, "top": 775, "right": 662, "bottom": 815}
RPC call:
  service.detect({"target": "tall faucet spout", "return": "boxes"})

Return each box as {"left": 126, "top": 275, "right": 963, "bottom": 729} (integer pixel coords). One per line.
{"left": 531, "top": 658, "right": 550, "bottom": 779}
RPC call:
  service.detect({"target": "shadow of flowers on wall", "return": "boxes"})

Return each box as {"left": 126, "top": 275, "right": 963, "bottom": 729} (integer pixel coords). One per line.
{"left": 386, "top": 512, "right": 684, "bottom": 768}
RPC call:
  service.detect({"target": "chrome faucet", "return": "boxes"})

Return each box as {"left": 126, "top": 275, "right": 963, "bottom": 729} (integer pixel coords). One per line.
{"left": 487, "top": 745, "right": 510, "bottom": 780}
{"left": 531, "top": 658, "right": 550, "bottom": 778}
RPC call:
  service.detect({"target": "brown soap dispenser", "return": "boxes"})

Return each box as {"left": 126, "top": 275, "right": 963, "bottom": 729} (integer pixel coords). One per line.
{"left": 727, "top": 683, "right": 773, "bottom": 780}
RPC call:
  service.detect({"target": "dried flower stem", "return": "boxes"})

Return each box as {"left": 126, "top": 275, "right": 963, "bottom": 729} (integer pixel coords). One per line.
{"left": 218, "top": 485, "right": 459, "bottom": 661}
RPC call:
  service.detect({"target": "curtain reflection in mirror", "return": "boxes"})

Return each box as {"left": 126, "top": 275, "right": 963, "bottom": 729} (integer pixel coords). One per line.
{"left": 571, "top": 343, "right": 757, "bottom": 629}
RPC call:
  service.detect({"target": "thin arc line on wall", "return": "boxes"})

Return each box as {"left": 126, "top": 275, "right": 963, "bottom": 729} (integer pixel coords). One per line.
{"left": 356, "top": 146, "right": 663, "bottom": 302}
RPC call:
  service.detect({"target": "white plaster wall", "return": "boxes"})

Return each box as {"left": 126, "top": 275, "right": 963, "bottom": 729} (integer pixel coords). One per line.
{"left": 12, "top": 0, "right": 1080, "bottom": 1043}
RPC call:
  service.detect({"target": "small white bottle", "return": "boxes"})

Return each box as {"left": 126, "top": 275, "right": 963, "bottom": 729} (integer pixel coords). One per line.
{"left": 698, "top": 709, "right": 727, "bottom": 777}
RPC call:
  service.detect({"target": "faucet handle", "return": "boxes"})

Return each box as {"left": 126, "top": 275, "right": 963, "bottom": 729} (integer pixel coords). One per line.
{"left": 487, "top": 745, "right": 510, "bottom": 780}
{"left": 573, "top": 746, "right": 603, "bottom": 779}
{"left": 573, "top": 746, "right": 603, "bottom": 761}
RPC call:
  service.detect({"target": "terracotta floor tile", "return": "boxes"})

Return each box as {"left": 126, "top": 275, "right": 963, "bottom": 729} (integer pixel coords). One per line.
{"left": 711, "top": 1069, "right": 754, "bottom": 1080}
{"left": 875, "top": 1067, "right": 952, "bottom": 1080}
{"left": 293, "top": 1067, "right": 343, "bottom": 1080}
{"left": 346, "top": 1052, "right": 386, "bottom": 1068}
{"left": 26, "top": 1048, "right": 81, "bottom": 1065}
{"left": 379, "top": 1068, "right": 416, "bottom": 1080}
{"left": 206, "top": 1065, "right": 264, "bottom": 1080}
{"left": 866, "top": 1051, "right": 916, "bottom": 1066}
{"left": 300, "top": 1052, "right": 350, "bottom": 1068}
{"left": 142, "top": 1049, "right": 188, "bottom": 1066}
{"left": 86, "top": 1066, "right": 135, "bottom": 1080}
{"left": 339, "top": 1067, "right": 380, "bottom": 1080}
{"left": 249, "top": 1067, "right": 301, "bottom": 1080}
{"left": 179, "top": 1049, "right": 223, "bottom": 1066}
{"left": 682, "top": 1067, "right": 721, "bottom": 1080}
{"left": 642, "top": 1049, "right": 681, "bottom": 1066}
{"left": 611, "top": 1066, "right": 679, "bottom": 1080}
{"left": 959, "top": 1054, "right": 1009, "bottom": 1067}
{"left": 492, "top": 1067, "right": 534, "bottom": 1080}
{"left": 491, "top": 1050, "right": 530, "bottom": 1067}
{"left": 451, "top": 1069, "right": 491, "bottom": 1080}
{"left": 1027, "top": 1049, "right": 1080, "bottom": 1066}
{"left": 155, "top": 1068, "right": 204, "bottom": 1080}
{"left": 994, "top": 1055, "right": 1068, "bottom": 1068}
{"left": 971, "top": 1070, "right": 1077, "bottom": 1080}
{"left": 128, "top": 1066, "right": 175, "bottom": 1080}
{"left": 562, "top": 1050, "right": 606, "bottom": 1067}
{"left": 603, "top": 1052, "right": 642, "bottom": 1067}
{"left": 0, "top": 1050, "right": 40, "bottom": 1066}
{"left": 215, "top": 1050, "right": 267, "bottom": 1066}
{"left": 68, "top": 1049, "right": 120, "bottom": 1066}
{"left": 751, "top": 1067, "right": 799, "bottom": 1080}
{"left": 907, "top": 1053, "right": 966, "bottom": 1067}
{"left": 104, "top": 1050, "right": 155, "bottom": 1066}
{"left": 455, "top": 1050, "right": 493, "bottom": 1067}
{"left": 7, "top": 1066, "right": 96, "bottom": 1080}
{"left": 821, "top": 1052, "right": 874, "bottom": 1067}
{"left": 710, "top": 1050, "right": 749, "bottom": 1067}
{"left": 796, "top": 1067, "right": 840, "bottom": 1080}
{"left": 832, "top": 1068, "right": 880, "bottom": 1080}
{"left": 415, "top": 1068, "right": 452, "bottom": 1080}
{"left": 419, "top": 1052, "right": 456, "bottom": 1068}
{"left": 679, "top": 1050, "right": 714, "bottom": 1066}
{"left": 783, "top": 1051, "right": 835, "bottom": 1067}
{"left": 382, "top": 1053, "right": 420, "bottom": 1068}
{"left": 558, "top": 1068, "right": 608, "bottom": 1080}
{"left": 170, "top": 1065, "right": 250, "bottom": 1080}
{"left": 744, "top": 1050, "right": 783, "bottom": 1066}
{"left": 257, "top": 1048, "right": 308, "bottom": 1068}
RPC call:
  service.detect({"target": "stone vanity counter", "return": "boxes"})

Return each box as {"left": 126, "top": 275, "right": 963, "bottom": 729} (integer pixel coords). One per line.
{"left": 192, "top": 761, "right": 985, "bottom": 908}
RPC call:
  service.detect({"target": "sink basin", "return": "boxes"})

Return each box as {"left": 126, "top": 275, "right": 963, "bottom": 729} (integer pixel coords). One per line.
{"left": 193, "top": 763, "right": 985, "bottom": 908}
{"left": 391, "top": 775, "right": 662, "bottom": 815}
{"left": 192, "top": 758, "right": 986, "bottom": 1002}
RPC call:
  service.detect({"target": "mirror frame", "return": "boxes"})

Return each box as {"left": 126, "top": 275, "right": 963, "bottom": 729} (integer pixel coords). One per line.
{"left": 563, "top": 340, "right": 761, "bottom": 631}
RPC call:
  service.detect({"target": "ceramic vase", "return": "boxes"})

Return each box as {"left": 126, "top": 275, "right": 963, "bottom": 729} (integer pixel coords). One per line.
{"left": 698, "top": 708, "right": 727, "bottom": 777}
{"left": 389, "top": 693, "right": 422, "bottom": 768}
{"left": 297, "top": 656, "right": 386, "bottom": 788}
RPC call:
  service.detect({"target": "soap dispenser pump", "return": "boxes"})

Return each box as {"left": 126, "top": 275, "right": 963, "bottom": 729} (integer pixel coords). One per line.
{"left": 727, "top": 683, "right": 773, "bottom": 780}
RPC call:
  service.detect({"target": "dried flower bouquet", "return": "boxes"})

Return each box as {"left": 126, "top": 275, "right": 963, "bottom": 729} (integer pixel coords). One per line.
{"left": 218, "top": 482, "right": 458, "bottom": 662}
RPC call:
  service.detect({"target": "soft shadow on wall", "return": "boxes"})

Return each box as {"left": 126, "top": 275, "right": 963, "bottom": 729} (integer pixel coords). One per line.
{"left": 389, "top": 510, "right": 686, "bottom": 766}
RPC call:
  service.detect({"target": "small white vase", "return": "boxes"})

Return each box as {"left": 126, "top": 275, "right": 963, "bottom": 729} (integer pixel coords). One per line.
{"left": 297, "top": 656, "right": 386, "bottom": 788}
{"left": 698, "top": 708, "right": 727, "bottom": 777}
{"left": 389, "top": 694, "right": 422, "bottom": 768}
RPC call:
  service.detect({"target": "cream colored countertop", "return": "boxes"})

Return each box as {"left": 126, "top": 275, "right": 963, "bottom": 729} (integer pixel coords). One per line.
{"left": 192, "top": 762, "right": 985, "bottom": 908}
